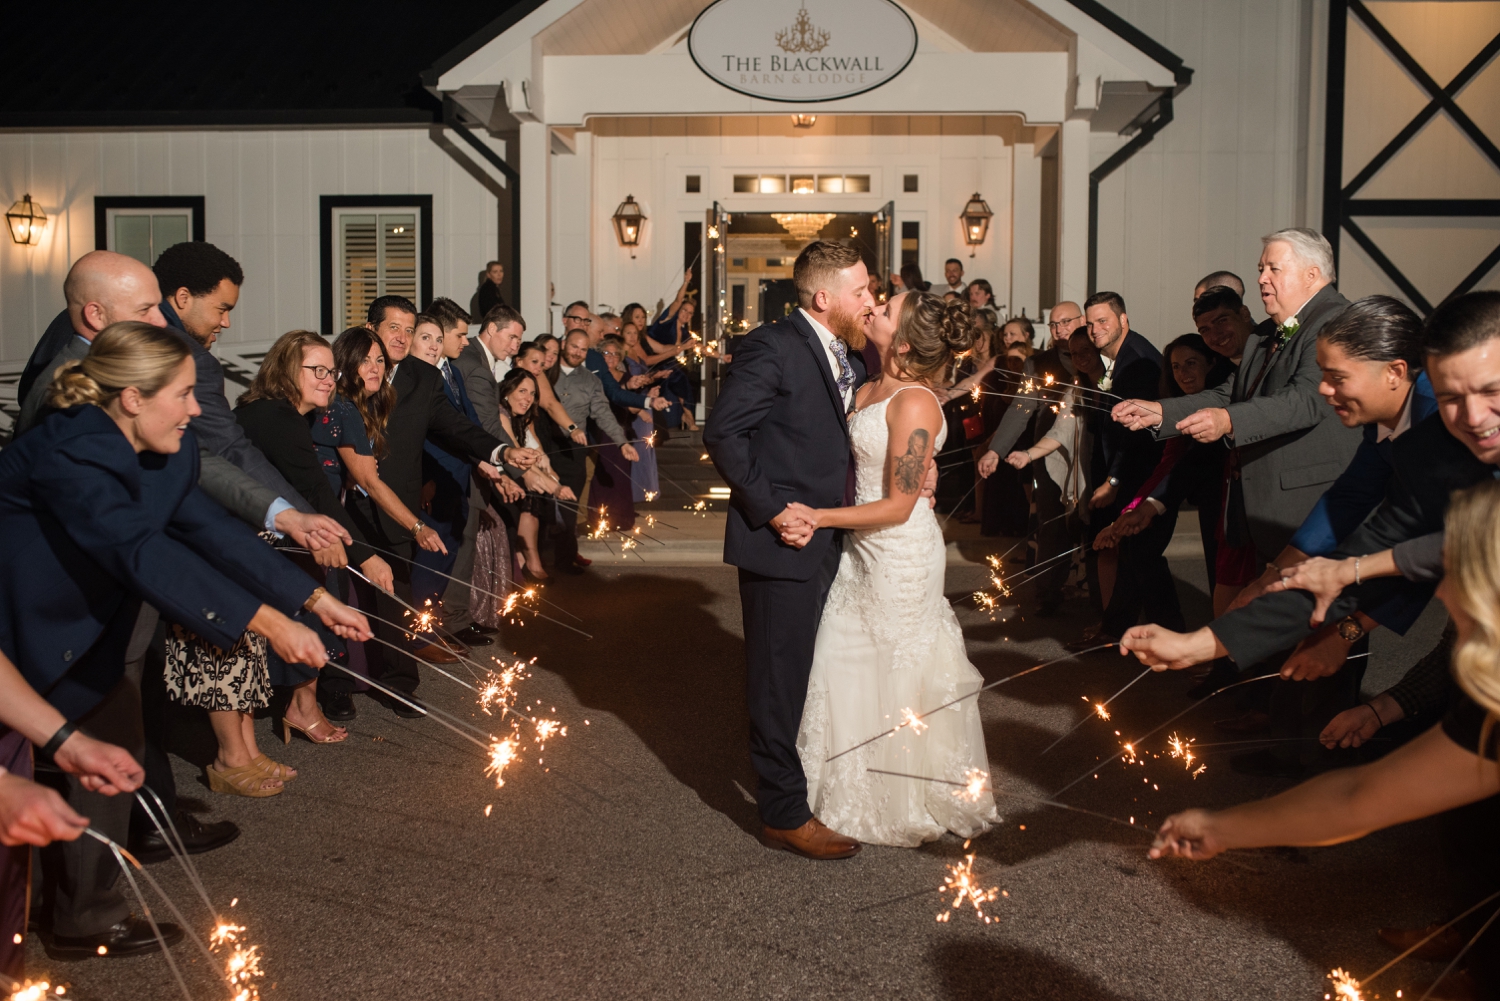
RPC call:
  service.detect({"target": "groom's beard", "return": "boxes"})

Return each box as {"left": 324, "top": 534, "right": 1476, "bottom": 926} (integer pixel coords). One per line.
{"left": 827, "top": 303, "right": 869, "bottom": 352}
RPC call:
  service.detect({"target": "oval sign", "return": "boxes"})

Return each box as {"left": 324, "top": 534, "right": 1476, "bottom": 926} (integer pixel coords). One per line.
{"left": 689, "top": 0, "right": 918, "bottom": 104}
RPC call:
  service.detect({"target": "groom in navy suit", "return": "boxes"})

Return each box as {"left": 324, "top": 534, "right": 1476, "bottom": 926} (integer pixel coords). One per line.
{"left": 706, "top": 241, "right": 880, "bottom": 859}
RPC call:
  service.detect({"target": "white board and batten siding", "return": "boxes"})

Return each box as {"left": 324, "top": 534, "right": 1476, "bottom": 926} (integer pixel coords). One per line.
{"left": 0, "top": 128, "right": 504, "bottom": 369}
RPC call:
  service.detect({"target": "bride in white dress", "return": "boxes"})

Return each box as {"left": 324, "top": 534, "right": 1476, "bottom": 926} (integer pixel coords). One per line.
{"left": 786, "top": 290, "right": 1000, "bottom": 847}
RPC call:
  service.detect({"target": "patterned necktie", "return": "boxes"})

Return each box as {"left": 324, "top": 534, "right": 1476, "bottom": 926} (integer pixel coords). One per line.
{"left": 829, "top": 337, "right": 854, "bottom": 402}
{"left": 441, "top": 360, "right": 458, "bottom": 397}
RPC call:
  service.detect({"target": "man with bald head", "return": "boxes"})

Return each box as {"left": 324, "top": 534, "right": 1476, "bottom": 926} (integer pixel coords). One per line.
{"left": 16, "top": 251, "right": 165, "bottom": 427}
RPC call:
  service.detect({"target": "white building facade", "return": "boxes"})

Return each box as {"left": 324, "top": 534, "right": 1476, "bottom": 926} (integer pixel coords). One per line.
{"left": 3, "top": 0, "right": 1497, "bottom": 418}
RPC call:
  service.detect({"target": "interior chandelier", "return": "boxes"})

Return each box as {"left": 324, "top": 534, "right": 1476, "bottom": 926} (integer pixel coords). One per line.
{"left": 771, "top": 213, "right": 836, "bottom": 242}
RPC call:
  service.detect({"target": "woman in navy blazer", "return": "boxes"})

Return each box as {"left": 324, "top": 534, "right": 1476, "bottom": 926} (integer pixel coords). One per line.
{"left": 0, "top": 323, "right": 370, "bottom": 772}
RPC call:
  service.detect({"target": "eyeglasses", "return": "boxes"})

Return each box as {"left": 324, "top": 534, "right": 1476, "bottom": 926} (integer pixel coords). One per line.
{"left": 302, "top": 365, "right": 338, "bottom": 381}
{"left": 1048, "top": 316, "right": 1082, "bottom": 330}
{"left": 564, "top": 313, "right": 589, "bottom": 323}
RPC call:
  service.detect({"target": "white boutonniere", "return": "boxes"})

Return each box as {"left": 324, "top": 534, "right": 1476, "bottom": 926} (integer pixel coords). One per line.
{"left": 1098, "top": 374, "right": 1112, "bottom": 392}
{"left": 1275, "top": 316, "right": 1300, "bottom": 348}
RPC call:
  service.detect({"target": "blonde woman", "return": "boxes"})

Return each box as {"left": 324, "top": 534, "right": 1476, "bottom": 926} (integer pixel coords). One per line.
{"left": 1144, "top": 479, "right": 1500, "bottom": 855}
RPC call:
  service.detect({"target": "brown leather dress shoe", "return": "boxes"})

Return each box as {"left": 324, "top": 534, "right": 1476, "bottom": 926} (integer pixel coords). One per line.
{"left": 759, "top": 818, "right": 861, "bottom": 860}
{"left": 1377, "top": 921, "right": 1465, "bottom": 961}
{"left": 415, "top": 643, "right": 461, "bottom": 664}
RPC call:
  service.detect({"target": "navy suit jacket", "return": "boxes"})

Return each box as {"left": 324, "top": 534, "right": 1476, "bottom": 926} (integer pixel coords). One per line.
{"left": 703, "top": 311, "right": 865, "bottom": 581}
{"left": 1096, "top": 330, "right": 1164, "bottom": 498}
{"left": 422, "top": 361, "right": 480, "bottom": 533}
{"left": 0, "top": 406, "right": 317, "bottom": 718}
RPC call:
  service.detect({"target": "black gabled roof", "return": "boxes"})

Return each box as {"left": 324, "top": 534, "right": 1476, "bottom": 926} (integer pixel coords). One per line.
{"left": 0, "top": 0, "right": 529, "bottom": 129}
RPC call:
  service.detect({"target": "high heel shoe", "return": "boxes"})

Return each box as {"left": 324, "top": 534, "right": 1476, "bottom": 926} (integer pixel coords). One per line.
{"left": 206, "top": 762, "right": 282, "bottom": 798}
{"left": 522, "top": 565, "right": 550, "bottom": 582}
{"left": 280, "top": 715, "right": 348, "bottom": 745}
{"left": 250, "top": 754, "right": 298, "bottom": 781}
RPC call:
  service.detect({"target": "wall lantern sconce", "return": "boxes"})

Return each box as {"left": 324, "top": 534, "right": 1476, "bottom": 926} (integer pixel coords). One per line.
{"left": 791, "top": 114, "right": 817, "bottom": 129}
{"left": 612, "top": 195, "right": 646, "bottom": 258}
{"left": 6, "top": 194, "right": 46, "bottom": 246}
{"left": 960, "top": 193, "right": 992, "bottom": 257}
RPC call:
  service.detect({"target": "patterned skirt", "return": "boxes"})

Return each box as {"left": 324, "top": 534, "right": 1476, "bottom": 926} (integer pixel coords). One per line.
{"left": 164, "top": 625, "right": 273, "bottom": 712}
{"left": 471, "top": 507, "right": 514, "bottom": 630}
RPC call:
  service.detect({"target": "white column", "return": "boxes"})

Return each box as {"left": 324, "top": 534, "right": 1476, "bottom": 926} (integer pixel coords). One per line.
{"left": 1010, "top": 142, "right": 1042, "bottom": 319}
{"left": 519, "top": 120, "right": 551, "bottom": 332}
{"left": 1057, "top": 117, "right": 1091, "bottom": 306}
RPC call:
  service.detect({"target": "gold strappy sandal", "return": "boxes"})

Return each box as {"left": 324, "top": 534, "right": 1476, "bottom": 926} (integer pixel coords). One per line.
{"left": 250, "top": 754, "right": 298, "bottom": 781}
{"left": 206, "top": 762, "right": 283, "bottom": 798}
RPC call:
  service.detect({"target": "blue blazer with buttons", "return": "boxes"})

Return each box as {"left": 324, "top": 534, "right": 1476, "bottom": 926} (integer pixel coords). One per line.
{"left": 422, "top": 361, "right": 481, "bottom": 533}
{"left": 0, "top": 405, "right": 317, "bottom": 719}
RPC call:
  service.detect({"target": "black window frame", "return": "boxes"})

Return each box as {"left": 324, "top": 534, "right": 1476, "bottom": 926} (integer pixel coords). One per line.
{"left": 93, "top": 195, "right": 206, "bottom": 252}
{"left": 319, "top": 194, "right": 434, "bottom": 335}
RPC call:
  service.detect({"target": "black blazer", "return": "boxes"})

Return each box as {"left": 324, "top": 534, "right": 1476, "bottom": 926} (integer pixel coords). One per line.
{"left": 1098, "top": 329, "right": 1164, "bottom": 497}
{"left": 0, "top": 406, "right": 316, "bottom": 719}
{"left": 704, "top": 311, "right": 865, "bottom": 581}
{"left": 1210, "top": 412, "right": 1491, "bottom": 666}
{"left": 233, "top": 397, "right": 378, "bottom": 566}
{"left": 372, "top": 357, "right": 501, "bottom": 543}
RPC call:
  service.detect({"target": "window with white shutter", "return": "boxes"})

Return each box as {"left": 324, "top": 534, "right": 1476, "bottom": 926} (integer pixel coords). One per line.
{"left": 333, "top": 208, "right": 419, "bottom": 332}
{"left": 319, "top": 195, "right": 432, "bottom": 335}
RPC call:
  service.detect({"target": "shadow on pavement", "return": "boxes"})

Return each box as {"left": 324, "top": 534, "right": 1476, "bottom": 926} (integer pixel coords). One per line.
{"left": 929, "top": 940, "right": 1141, "bottom": 1001}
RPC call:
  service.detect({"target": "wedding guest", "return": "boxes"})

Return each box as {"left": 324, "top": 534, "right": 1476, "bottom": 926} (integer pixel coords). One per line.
{"left": 534, "top": 333, "right": 561, "bottom": 371}
{"left": 967, "top": 278, "right": 995, "bottom": 313}
{"left": 1144, "top": 478, "right": 1500, "bottom": 997}
{"left": 351, "top": 296, "right": 525, "bottom": 710}
{"left": 593, "top": 334, "right": 648, "bottom": 529}
{"left": 496, "top": 368, "right": 576, "bottom": 581}
{"left": 619, "top": 326, "right": 663, "bottom": 499}
{"left": 235, "top": 331, "right": 400, "bottom": 752}
{"left": 543, "top": 331, "right": 643, "bottom": 571}
{"left": 644, "top": 270, "right": 701, "bottom": 430}
{"left": 475, "top": 260, "right": 507, "bottom": 317}
{"left": 1070, "top": 291, "right": 1163, "bottom": 641}
{"left": 1193, "top": 269, "right": 1246, "bottom": 298}
{"left": 411, "top": 312, "right": 446, "bottom": 367}
{"left": 6, "top": 323, "right": 366, "bottom": 957}
{"left": 1091, "top": 334, "right": 1234, "bottom": 638}
{"left": 943, "top": 258, "right": 966, "bottom": 296}
{"left": 1, "top": 648, "right": 144, "bottom": 981}
{"left": 898, "top": 261, "right": 929, "bottom": 294}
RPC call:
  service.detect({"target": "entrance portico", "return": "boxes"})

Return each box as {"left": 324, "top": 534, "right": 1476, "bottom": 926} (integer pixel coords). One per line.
{"left": 427, "top": 0, "right": 1188, "bottom": 336}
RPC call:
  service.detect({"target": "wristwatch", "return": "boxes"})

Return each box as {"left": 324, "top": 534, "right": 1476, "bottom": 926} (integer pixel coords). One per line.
{"left": 1336, "top": 615, "right": 1366, "bottom": 642}
{"left": 1107, "top": 476, "right": 1121, "bottom": 488}
{"left": 566, "top": 423, "right": 579, "bottom": 433}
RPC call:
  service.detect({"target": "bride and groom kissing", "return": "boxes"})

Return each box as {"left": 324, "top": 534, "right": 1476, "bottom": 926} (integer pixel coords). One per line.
{"left": 704, "top": 241, "right": 999, "bottom": 859}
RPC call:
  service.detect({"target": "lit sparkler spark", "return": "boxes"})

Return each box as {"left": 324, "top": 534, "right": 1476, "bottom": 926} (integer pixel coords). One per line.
{"left": 699, "top": 452, "right": 710, "bottom": 461}
{"left": 643, "top": 432, "right": 657, "bottom": 448}
{"left": 1093, "top": 703, "right": 1111, "bottom": 721}
{"left": 403, "top": 599, "right": 438, "bottom": 635}
{"left": 501, "top": 592, "right": 520, "bottom": 616}
{"left": 1325, "top": 968, "right": 1363, "bottom": 1001}
{"left": 1167, "top": 733, "right": 1199, "bottom": 772}
{"left": 1121, "top": 741, "right": 1138, "bottom": 765}
{"left": 970, "top": 384, "right": 982, "bottom": 402}
{"left": 7, "top": 981, "right": 61, "bottom": 1001}
{"left": 953, "top": 768, "right": 989, "bottom": 802}
{"left": 486, "top": 738, "right": 520, "bottom": 788}
{"left": 972, "top": 591, "right": 998, "bottom": 616}
{"left": 211, "top": 921, "right": 265, "bottom": 1001}
{"left": 937, "top": 854, "right": 1000, "bottom": 924}
{"left": 900, "top": 707, "right": 929, "bottom": 735}
{"left": 643, "top": 492, "right": 659, "bottom": 502}
{"left": 1043, "top": 373, "right": 1056, "bottom": 386}
{"left": 685, "top": 500, "right": 709, "bottom": 517}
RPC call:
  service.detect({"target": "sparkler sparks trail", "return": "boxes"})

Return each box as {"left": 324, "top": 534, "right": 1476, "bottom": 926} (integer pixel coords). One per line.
{"left": 828, "top": 647, "right": 1115, "bottom": 762}
{"left": 1326, "top": 968, "right": 1364, "bottom": 1001}
{"left": 1166, "top": 733, "right": 1204, "bottom": 776}
{"left": 3, "top": 979, "right": 64, "bottom": 1001}
{"left": 1093, "top": 702, "right": 1111, "bottom": 721}
{"left": 486, "top": 737, "right": 520, "bottom": 788}
{"left": 211, "top": 921, "right": 265, "bottom": 1001}
{"left": 937, "top": 854, "right": 1000, "bottom": 924}
{"left": 900, "top": 708, "right": 929, "bottom": 735}
{"left": 1050, "top": 673, "right": 1280, "bottom": 799}
{"left": 957, "top": 768, "right": 989, "bottom": 802}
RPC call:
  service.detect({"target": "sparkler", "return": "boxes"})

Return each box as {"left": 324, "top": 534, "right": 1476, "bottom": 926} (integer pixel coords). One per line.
{"left": 937, "top": 854, "right": 1000, "bottom": 924}
{"left": 1050, "top": 672, "right": 1280, "bottom": 799}
{"left": 959, "top": 545, "right": 1084, "bottom": 612}
{"left": 341, "top": 541, "right": 586, "bottom": 624}
{"left": 1330, "top": 888, "right": 1500, "bottom": 1000}
{"left": 343, "top": 558, "right": 592, "bottom": 640}
{"left": 1166, "top": 733, "right": 1202, "bottom": 776}
{"left": 827, "top": 646, "right": 1114, "bottom": 762}
{"left": 2, "top": 977, "right": 66, "bottom": 1001}
{"left": 1326, "top": 968, "right": 1363, "bottom": 1001}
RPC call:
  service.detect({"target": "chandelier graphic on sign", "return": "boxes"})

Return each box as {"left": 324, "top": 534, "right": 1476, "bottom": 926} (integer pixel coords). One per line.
{"left": 772, "top": 213, "right": 836, "bottom": 242}
{"left": 776, "top": 4, "right": 831, "bottom": 53}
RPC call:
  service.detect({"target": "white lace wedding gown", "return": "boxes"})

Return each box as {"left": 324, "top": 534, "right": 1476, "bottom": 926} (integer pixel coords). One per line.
{"left": 796, "top": 385, "right": 1000, "bottom": 847}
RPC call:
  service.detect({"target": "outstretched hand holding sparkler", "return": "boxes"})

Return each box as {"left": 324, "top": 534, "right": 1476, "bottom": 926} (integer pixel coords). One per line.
{"left": 1111, "top": 398, "right": 1164, "bottom": 431}
{"left": 273, "top": 510, "right": 351, "bottom": 562}
{"left": 1119, "top": 623, "right": 1226, "bottom": 672}
{"left": 1147, "top": 808, "right": 1225, "bottom": 860}
{"left": 0, "top": 772, "right": 90, "bottom": 847}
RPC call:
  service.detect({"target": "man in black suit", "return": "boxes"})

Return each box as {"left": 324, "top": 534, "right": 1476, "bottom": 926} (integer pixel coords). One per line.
{"left": 705, "top": 241, "right": 875, "bottom": 860}
{"left": 350, "top": 296, "right": 533, "bottom": 712}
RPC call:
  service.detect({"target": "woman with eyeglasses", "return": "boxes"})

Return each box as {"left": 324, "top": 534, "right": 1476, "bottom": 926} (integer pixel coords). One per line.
{"left": 234, "top": 330, "right": 395, "bottom": 755}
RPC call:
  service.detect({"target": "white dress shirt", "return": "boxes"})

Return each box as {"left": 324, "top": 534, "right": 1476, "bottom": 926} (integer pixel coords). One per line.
{"left": 798, "top": 308, "right": 854, "bottom": 411}
{"left": 478, "top": 338, "right": 511, "bottom": 381}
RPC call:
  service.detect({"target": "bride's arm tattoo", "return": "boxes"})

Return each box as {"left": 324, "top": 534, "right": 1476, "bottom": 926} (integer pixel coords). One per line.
{"left": 893, "top": 429, "right": 930, "bottom": 493}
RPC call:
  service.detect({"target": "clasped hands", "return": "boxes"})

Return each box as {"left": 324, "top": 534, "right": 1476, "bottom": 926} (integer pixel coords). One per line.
{"left": 1111, "top": 399, "right": 1233, "bottom": 443}
{"left": 770, "top": 460, "right": 938, "bottom": 548}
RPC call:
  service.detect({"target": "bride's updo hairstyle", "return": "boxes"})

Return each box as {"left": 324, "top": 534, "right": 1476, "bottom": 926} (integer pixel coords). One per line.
{"left": 47, "top": 321, "right": 190, "bottom": 411}
{"left": 890, "top": 291, "right": 975, "bottom": 384}
{"left": 1443, "top": 480, "right": 1500, "bottom": 728}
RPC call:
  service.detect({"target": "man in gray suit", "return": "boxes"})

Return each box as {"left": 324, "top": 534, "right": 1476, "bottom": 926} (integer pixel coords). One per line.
{"left": 1113, "top": 228, "right": 1360, "bottom": 564}
{"left": 1112, "top": 228, "right": 1362, "bottom": 775}
{"left": 440, "top": 301, "right": 531, "bottom": 641}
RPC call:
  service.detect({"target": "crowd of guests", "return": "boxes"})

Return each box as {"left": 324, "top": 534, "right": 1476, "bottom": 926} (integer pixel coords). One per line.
{"left": 0, "top": 242, "right": 701, "bottom": 981}
{"left": 2, "top": 229, "right": 1499, "bottom": 996}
